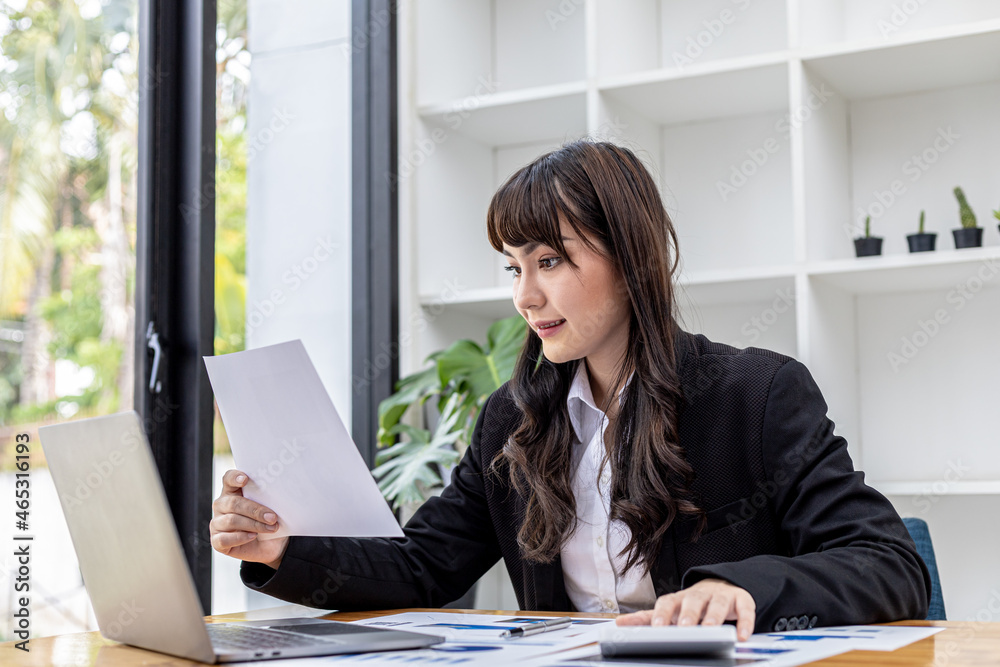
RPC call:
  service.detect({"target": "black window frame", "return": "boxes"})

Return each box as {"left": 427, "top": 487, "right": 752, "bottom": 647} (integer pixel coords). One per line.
{"left": 135, "top": 0, "right": 217, "bottom": 613}
{"left": 135, "top": 0, "right": 399, "bottom": 609}
{"left": 351, "top": 0, "right": 399, "bottom": 469}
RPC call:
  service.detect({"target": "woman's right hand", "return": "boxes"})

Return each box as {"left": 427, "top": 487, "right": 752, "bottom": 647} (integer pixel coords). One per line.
{"left": 210, "top": 469, "right": 289, "bottom": 569}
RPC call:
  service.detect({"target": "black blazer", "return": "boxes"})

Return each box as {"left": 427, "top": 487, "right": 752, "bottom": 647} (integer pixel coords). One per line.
{"left": 241, "top": 332, "right": 931, "bottom": 631}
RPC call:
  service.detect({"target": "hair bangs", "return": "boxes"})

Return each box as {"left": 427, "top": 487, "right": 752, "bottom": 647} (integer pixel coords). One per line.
{"left": 487, "top": 158, "right": 580, "bottom": 261}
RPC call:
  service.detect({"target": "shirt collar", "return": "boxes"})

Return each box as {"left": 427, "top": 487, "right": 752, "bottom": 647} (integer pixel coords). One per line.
{"left": 566, "top": 362, "right": 634, "bottom": 444}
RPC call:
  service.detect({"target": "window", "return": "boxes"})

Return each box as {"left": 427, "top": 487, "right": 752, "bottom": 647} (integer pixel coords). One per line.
{"left": 0, "top": 0, "right": 140, "bottom": 638}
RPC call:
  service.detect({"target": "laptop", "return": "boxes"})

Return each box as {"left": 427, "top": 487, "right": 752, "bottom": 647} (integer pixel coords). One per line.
{"left": 38, "top": 411, "right": 443, "bottom": 663}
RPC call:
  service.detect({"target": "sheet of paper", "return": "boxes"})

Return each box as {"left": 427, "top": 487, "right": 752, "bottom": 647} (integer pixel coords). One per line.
{"left": 538, "top": 641, "right": 850, "bottom": 667}
{"left": 757, "top": 624, "right": 944, "bottom": 651}
{"left": 204, "top": 340, "right": 403, "bottom": 540}
{"left": 510, "top": 624, "right": 944, "bottom": 667}
{"left": 241, "top": 612, "right": 614, "bottom": 666}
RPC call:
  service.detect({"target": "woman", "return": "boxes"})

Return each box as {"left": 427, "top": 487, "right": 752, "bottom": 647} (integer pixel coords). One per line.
{"left": 210, "top": 141, "right": 929, "bottom": 640}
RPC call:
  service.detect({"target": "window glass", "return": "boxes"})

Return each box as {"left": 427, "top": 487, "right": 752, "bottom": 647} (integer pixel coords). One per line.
{"left": 0, "top": 0, "right": 139, "bottom": 638}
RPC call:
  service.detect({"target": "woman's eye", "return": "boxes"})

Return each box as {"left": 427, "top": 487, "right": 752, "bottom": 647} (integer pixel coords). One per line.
{"left": 504, "top": 257, "right": 560, "bottom": 278}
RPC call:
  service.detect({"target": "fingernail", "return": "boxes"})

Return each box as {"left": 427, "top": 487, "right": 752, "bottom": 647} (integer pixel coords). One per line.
{"left": 651, "top": 617, "right": 664, "bottom": 626}
{"left": 236, "top": 475, "right": 246, "bottom": 483}
{"left": 679, "top": 618, "right": 692, "bottom": 626}
{"left": 264, "top": 512, "right": 276, "bottom": 522}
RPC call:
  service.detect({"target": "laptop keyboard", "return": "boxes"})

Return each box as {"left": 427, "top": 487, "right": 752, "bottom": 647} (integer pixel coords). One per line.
{"left": 207, "top": 623, "right": 345, "bottom": 650}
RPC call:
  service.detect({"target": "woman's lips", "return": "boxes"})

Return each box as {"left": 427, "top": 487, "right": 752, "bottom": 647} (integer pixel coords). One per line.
{"left": 537, "top": 319, "right": 566, "bottom": 338}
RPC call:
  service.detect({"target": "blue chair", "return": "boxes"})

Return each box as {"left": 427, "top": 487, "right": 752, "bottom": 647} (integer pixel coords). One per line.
{"left": 902, "top": 517, "right": 946, "bottom": 620}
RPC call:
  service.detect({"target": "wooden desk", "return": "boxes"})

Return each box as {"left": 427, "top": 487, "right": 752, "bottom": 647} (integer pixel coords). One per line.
{"left": 2, "top": 608, "right": 998, "bottom": 666}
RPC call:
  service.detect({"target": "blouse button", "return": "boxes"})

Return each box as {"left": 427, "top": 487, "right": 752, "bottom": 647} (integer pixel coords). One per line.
{"left": 596, "top": 535, "right": 604, "bottom": 547}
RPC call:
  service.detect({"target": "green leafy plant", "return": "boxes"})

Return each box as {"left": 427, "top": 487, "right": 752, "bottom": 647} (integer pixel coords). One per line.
{"left": 917, "top": 210, "right": 926, "bottom": 233}
{"left": 372, "top": 315, "right": 527, "bottom": 510}
{"left": 954, "top": 187, "right": 977, "bottom": 229}
{"left": 992, "top": 207, "right": 999, "bottom": 223}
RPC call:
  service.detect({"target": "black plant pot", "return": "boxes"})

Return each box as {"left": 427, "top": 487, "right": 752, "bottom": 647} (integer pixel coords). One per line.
{"left": 952, "top": 228, "right": 983, "bottom": 249}
{"left": 854, "top": 237, "right": 883, "bottom": 257}
{"left": 906, "top": 232, "right": 937, "bottom": 253}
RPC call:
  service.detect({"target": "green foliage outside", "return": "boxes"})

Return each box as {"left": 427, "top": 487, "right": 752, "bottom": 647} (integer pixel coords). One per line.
{"left": 1, "top": 0, "right": 137, "bottom": 434}
{"left": 0, "top": 0, "right": 249, "bottom": 461}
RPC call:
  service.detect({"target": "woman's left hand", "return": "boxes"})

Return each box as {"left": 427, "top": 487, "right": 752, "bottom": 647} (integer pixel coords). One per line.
{"left": 615, "top": 578, "right": 756, "bottom": 641}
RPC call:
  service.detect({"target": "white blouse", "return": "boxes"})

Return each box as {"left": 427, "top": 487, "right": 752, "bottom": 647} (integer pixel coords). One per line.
{"left": 560, "top": 362, "right": 658, "bottom": 613}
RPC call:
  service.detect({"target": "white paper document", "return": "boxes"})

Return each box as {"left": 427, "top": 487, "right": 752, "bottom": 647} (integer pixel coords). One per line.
{"left": 244, "top": 612, "right": 615, "bottom": 666}
{"left": 756, "top": 624, "right": 944, "bottom": 651}
{"left": 540, "top": 624, "right": 944, "bottom": 667}
{"left": 204, "top": 339, "right": 403, "bottom": 540}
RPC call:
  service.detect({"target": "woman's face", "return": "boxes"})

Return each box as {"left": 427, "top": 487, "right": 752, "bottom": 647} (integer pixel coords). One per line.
{"left": 502, "top": 218, "right": 632, "bottom": 371}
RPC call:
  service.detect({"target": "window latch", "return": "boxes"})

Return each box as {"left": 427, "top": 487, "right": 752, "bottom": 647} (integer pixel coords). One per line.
{"left": 146, "top": 321, "right": 163, "bottom": 394}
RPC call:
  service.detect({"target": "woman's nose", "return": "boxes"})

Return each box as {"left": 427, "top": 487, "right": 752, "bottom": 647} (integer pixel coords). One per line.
{"left": 513, "top": 271, "right": 543, "bottom": 312}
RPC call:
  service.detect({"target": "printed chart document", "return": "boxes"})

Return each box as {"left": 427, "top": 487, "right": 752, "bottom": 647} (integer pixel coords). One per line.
{"left": 545, "top": 624, "right": 944, "bottom": 667}
{"left": 204, "top": 339, "right": 403, "bottom": 540}
{"left": 253, "top": 612, "right": 616, "bottom": 666}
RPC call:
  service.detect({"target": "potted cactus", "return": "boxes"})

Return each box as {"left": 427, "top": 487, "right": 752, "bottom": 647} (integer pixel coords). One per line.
{"left": 854, "top": 215, "right": 883, "bottom": 257}
{"left": 952, "top": 187, "right": 983, "bottom": 248}
{"left": 906, "top": 210, "right": 936, "bottom": 253}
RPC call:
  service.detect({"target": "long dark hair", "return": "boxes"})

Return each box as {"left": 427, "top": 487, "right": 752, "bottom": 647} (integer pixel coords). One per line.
{"left": 486, "top": 140, "right": 705, "bottom": 573}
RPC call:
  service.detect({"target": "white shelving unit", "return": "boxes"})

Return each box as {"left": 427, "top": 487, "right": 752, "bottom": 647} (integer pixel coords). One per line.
{"left": 397, "top": 0, "right": 1000, "bottom": 620}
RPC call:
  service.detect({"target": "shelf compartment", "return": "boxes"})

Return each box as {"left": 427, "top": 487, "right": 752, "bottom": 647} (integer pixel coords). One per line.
{"left": 799, "top": 61, "right": 1000, "bottom": 263}
{"left": 413, "top": 86, "right": 586, "bottom": 297}
{"left": 808, "top": 245, "right": 1000, "bottom": 294}
{"left": 418, "top": 286, "right": 515, "bottom": 319}
{"left": 418, "top": 84, "right": 587, "bottom": 146}
{"left": 598, "top": 59, "right": 789, "bottom": 126}
{"left": 854, "top": 286, "right": 1000, "bottom": 483}
{"left": 799, "top": 0, "right": 1000, "bottom": 52}
{"left": 594, "top": 0, "right": 788, "bottom": 79}
{"left": 674, "top": 270, "right": 798, "bottom": 357}
{"left": 415, "top": 0, "right": 586, "bottom": 105}
{"left": 801, "top": 24, "right": 1000, "bottom": 100}
{"left": 676, "top": 265, "right": 797, "bottom": 306}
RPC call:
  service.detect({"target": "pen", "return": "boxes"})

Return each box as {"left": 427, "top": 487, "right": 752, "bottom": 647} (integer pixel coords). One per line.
{"left": 500, "top": 617, "right": 574, "bottom": 638}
